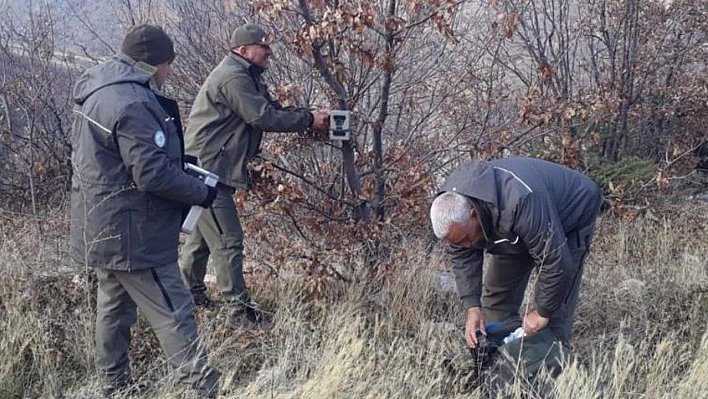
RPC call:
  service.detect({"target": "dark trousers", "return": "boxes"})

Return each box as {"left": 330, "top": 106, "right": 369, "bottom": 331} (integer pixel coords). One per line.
{"left": 481, "top": 223, "right": 596, "bottom": 344}
{"left": 179, "top": 185, "right": 249, "bottom": 303}
{"left": 95, "top": 264, "right": 219, "bottom": 393}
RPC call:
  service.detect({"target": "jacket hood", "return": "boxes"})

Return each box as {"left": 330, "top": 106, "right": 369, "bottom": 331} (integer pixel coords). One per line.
{"left": 73, "top": 52, "right": 153, "bottom": 105}
{"left": 439, "top": 161, "right": 509, "bottom": 244}
{"left": 440, "top": 161, "right": 499, "bottom": 206}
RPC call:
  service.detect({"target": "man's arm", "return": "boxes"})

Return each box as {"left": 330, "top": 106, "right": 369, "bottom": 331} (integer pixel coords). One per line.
{"left": 220, "top": 76, "right": 318, "bottom": 132}
{"left": 449, "top": 244, "right": 486, "bottom": 347}
{"left": 448, "top": 244, "right": 485, "bottom": 310}
{"left": 115, "top": 101, "right": 209, "bottom": 205}
{"left": 513, "top": 192, "right": 573, "bottom": 318}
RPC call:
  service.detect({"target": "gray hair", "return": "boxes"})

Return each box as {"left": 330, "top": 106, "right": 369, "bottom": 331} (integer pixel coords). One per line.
{"left": 430, "top": 191, "right": 473, "bottom": 239}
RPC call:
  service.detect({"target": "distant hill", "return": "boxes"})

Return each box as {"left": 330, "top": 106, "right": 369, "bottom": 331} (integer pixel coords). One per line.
{"left": 4, "top": 0, "right": 123, "bottom": 58}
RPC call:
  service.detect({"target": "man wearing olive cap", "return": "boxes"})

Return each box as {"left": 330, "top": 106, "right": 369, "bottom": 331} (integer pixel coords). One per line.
{"left": 179, "top": 23, "right": 329, "bottom": 326}
{"left": 70, "top": 24, "right": 220, "bottom": 398}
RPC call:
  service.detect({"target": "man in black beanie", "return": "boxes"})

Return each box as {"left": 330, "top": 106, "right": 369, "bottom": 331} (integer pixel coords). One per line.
{"left": 70, "top": 24, "right": 220, "bottom": 398}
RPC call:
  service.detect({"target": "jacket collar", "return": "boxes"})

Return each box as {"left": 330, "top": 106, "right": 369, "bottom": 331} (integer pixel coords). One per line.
{"left": 229, "top": 53, "right": 265, "bottom": 76}
{"left": 469, "top": 197, "right": 494, "bottom": 243}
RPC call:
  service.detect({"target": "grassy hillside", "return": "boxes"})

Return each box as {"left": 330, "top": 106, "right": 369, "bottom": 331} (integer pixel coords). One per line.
{"left": 1, "top": 199, "right": 707, "bottom": 398}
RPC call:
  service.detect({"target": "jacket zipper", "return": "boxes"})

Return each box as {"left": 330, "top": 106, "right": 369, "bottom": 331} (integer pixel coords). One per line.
{"left": 216, "top": 133, "right": 235, "bottom": 159}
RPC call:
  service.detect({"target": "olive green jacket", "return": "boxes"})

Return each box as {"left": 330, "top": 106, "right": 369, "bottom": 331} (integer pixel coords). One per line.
{"left": 184, "top": 54, "right": 313, "bottom": 189}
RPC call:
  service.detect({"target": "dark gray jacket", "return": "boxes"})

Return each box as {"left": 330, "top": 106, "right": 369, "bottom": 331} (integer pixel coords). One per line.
{"left": 70, "top": 53, "right": 209, "bottom": 271}
{"left": 184, "top": 54, "right": 313, "bottom": 189}
{"left": 441, "top": 157, "right": 602, "bottom": 317}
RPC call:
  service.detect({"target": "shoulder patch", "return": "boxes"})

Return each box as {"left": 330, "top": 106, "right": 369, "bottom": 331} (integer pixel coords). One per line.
{"left": 154, "top": 130, "right": 166, "bottom": 148}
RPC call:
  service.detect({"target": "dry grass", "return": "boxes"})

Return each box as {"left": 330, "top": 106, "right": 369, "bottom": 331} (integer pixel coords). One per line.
{"left": 1, "top": 201, "right": 707, "bottom": 398}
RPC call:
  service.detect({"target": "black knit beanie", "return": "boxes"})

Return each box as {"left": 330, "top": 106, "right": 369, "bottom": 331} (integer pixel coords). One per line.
{"left": 121, "top": 24, "right": 175, "bottom": 66}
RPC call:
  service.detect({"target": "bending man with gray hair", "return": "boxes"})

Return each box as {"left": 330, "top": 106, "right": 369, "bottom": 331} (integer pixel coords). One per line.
{"left": 430, "top": 157, "right": 602, "bottom": 349}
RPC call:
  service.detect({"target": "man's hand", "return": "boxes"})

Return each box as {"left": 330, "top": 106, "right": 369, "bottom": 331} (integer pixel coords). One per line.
{"left": 464, "top": 307, "right": 486, "bottom": 348}
{"left": 310, "top": 109, "right": 330, "bottom": 131}
{"left": 522, "top": 309, "right": 549, "bottom": 335}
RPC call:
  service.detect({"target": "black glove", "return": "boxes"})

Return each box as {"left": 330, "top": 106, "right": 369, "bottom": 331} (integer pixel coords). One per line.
{"left": 184, "top": 154, "right": 199, "bottom": 168}
{"left": 199, "top": 185, "right": 218, "bottom": 208}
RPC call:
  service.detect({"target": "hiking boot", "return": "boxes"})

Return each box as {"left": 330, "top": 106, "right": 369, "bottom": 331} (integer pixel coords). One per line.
{"left": 102, "top": 380, "right": 149, "bottom": 398}
{"left": 175, "top": 367, "right": 221, "bottom": 399}
{"left": 192, "top": 292, "right": 217, "bottom": 309}
{"left": 232, "top": 302, "right": 272, "bottom": 330}
{"left": 191, "top": 384, "right": 219, "bottom": 399}
{"left": 177, "top": 387, "right": 218, "bottom": 399}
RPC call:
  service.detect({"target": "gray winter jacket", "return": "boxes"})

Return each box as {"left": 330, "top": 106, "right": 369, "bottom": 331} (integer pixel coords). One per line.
{"left": 184, "top": 54, "right": 313, "bottom": 189}
{"left": 70, "top": 53, "right": 209, "bottom": 271}
{"left": 440, "top": 157, "right": 602, "bottom": 317}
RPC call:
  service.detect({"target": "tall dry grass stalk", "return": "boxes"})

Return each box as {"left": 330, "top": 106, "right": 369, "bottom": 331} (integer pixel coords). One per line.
{"left": 1, "top": 202, "right": 707, "bottom": 398}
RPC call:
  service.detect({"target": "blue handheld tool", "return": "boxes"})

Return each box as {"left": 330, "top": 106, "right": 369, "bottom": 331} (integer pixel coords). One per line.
{"left": 475, "top": 321, "right": 501, "bottom": 335}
